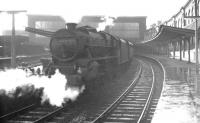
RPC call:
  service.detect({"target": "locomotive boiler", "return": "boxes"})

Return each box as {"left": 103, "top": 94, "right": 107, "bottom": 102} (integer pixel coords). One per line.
{"left": 25, "top": 23, "right": 134, "bottom": 88}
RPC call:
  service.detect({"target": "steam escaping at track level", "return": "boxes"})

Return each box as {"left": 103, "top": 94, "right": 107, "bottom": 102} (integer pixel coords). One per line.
{"left": 0, "top": 68, "right": 85, "bottom": 106}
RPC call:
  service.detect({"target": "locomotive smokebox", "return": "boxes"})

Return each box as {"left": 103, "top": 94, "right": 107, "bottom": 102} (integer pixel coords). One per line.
{"left": 66, "top": 23, "right": 77, "bottom": 30}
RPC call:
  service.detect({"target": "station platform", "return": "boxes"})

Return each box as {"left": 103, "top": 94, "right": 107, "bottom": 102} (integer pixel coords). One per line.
{"left": 151, "top": 56, "right": 200, "bottom": 123}
{"left": 0, "top": 54, "right": 50, "bottom": 66}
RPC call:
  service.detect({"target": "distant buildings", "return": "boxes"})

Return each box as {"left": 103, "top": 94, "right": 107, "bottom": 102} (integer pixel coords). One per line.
{"left": 2, "top": 14, "right": 66, "bottom": 47}
{"left": 78, "top": 16, "right": 105, "bottom": 28}
{"left": 27, "top": 15, "right": 66, "bottom": 46}
{"left": 107, "top": 16, "right": 147, "bottom": 43}
{"left": 79, "top": 16, "right": 147, "bottom": 43}
{"left": 2, "top": 15, "right": 147, "bottom": 47}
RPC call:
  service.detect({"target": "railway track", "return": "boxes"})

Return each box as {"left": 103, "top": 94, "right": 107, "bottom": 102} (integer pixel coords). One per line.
{"left": 0, "top": 56, "right": 164, "bottom": 123}
{"left": 143, "top": 57, "right": 165, "bottom": 122}
{"left": 90, "top": 59, "right": 156, "bottom": 123}
{"left": 1, "top": 105, "right": 67, "bottom": 123}
{"left": 0, "top": 104, "right": 65, "bottom": 123}
{"left": 79, "top": 56, "right": 164, "bottom": 123}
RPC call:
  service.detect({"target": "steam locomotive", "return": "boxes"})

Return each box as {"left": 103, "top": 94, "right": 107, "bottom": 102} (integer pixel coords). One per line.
{"left": 25, "top": 23, "right": 134, "bottom": 88}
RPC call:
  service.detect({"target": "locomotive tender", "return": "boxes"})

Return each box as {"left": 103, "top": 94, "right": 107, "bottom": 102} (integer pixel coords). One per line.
{"left": 26, "top": 23, "right": 134, "bottom": 87}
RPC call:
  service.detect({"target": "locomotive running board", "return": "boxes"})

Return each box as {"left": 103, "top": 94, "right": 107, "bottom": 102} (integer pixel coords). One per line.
{"left": 91, "top": 56, "right": 118, "bottom": 61}
{"left": 86, "top": 45, "right": 115, "bottom": 48}
{"left": 25, "top": 27, "right": 55, "bottom": 37}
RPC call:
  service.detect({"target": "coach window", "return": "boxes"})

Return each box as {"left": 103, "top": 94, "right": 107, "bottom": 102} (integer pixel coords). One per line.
{"left": 181, "top": 18, "right": 183, "bottom": 28}
{"left": 184, "top": 18, "right": 186, "bottom": 26}
{"left": 185, "top": 12, "right": 188, "bottom": 26}
{"left": 177, "top": 19, "right": 179, "bottom": 28}
{"left": 192, "top": 7, "right": 194, "bottom": 16}
{"left": 192, "top": 7, "right": 194, "bottom": 22}
{"left": 174, "top": 20, "right": 177, "bottom": 27}
{"left": 188, "top": 10, "right": 191, "bottom": 24}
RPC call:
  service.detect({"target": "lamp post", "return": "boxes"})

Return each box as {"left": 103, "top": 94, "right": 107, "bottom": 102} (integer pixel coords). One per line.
{"left": 184, "top": 0, "right": 200, "bottom": 95}
{"left": 184, "top": 0, "right": 199, "bottom": 73}
{"left": 6, "top": 10, "right": 27, "bottom": 68}
{"left": 194, "top": 0, "right": 199, "bottom": 74}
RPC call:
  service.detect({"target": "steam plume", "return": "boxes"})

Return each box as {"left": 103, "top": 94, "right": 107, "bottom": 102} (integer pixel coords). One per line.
{"left": 0, "top": 68, "right": 84, "bottom": 106}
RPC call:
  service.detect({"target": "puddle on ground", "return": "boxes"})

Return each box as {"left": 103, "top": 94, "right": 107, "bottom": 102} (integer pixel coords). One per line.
{"left": 166, "top": 67, "right": 192, "bottom": 81}
{"left": 152, "top": 66, "right": 200, "bottom": 123}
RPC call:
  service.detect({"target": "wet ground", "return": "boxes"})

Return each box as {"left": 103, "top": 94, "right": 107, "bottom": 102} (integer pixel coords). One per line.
{"left": 151, "top": 57, "right": 200, "bottom": 123}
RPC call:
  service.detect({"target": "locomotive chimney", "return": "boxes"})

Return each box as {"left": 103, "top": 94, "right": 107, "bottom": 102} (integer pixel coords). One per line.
{"left": 66, "top": 23, "right": 77, "bottom": 30}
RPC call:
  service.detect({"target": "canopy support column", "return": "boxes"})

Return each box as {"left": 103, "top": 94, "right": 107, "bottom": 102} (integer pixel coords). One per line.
{"left": 179, "top": 40, "right": 182, "bottom": 61}
{"left": 167, "top": 44, "right": 170, "bottom": 57}
{"left": 173, "top": 43, "right": 176, "bottom": 59}
{"left": 188, "top": 37, "right": 191, "bottom": 63}
{"left": 183, "top": 39, "right": 186, "bottom": 58}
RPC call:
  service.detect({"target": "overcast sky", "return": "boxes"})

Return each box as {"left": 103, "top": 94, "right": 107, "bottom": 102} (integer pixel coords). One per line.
{"left": 0, "top": 0, "right": 188, "bottom": 32}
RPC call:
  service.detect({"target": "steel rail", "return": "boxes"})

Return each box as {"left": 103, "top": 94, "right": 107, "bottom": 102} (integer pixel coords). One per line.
{"left": 137, "top": 65, "right": 155, "bottom": 123}
{"left": 147, "top": 56, "right": 166, "bottom": 95}
{"left": 92, "top": 62, "right": 142, "bottom": 123}
{"left": 33, "top": 106, "right": 64, "bottom": 123}
{"left": 137, "top": 55, "right": 166, "bottom": 97}
{"left": 135, "top": 55, "right": 166, "bottom": 122}
{"left": 0, "top": 104, "right": 36, "bottom": 122}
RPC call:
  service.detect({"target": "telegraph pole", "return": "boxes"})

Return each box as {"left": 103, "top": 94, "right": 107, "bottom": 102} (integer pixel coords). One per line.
{"left": 184, "top": 0, "right": 199, "bottom": 72}
{"left": 184, "top": 0, "right": 200, "bottom": 95}
{"left": 194, "top": 0, "right": 200, "bottom": 95}
{"left": 6, "top": 10, "right": 26, "bottom": 68}
{"left": 185, "top": 0, "right": 199, "bottom": 73}
{"left": 194, "top": 0, "right": 199, "bottom": 74}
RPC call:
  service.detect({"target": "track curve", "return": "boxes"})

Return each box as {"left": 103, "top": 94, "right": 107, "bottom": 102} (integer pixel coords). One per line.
{"left": 91, "top": 59, "right": 155, "bottom": 123}
{"left": 1, "top": 56, "right": 165, "bottom": 123}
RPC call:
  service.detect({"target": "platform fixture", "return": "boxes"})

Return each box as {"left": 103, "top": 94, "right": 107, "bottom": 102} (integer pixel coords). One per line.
{"left": 6, "top": 10, "right": 27, "bottom": 68}
{"left": 184, "top": 0, "right": 200, "bottom": 95}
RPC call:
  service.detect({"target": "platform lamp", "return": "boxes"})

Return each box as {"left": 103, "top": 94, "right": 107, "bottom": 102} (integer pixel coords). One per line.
{"left": 6, "top": 10, "right": 27, "bottom": 68}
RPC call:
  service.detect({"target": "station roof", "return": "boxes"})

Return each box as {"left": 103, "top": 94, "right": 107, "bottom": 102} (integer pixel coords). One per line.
{"left": 140, "top": 25, "right": 195, "bottom": 45}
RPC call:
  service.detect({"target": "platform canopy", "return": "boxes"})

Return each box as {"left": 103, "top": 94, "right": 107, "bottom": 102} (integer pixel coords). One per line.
{"left": 140, "top": 25, "right": 195, "bottom": 45}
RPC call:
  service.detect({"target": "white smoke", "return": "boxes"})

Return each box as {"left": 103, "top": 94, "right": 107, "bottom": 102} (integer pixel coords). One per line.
{"left": 64, "top": 86, "right": 85, "bottom": 102}
{"left": 96, "top": 16, "right": 115, "bottom": 31}
{"left": 0, "top": 68, "right": 84, "bottom": 106}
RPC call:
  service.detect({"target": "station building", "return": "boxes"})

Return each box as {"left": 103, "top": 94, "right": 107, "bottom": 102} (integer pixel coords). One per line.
{"left": 0, "top": 15, "right": 66, "bottom": 57}
{"left": 107, "top": 16, "right": 146, "bottom": 43}
{"left": 2, "top": 15, "right": 66, "bottom": 47}
{"left": 145, "top": 0, "right": 200, "bottom": 63}
{"left": 79, "top": 16, "right": 105, "bottom": 29}
{"left": 143, "top": 0, "right": 200, "bottom": 95}
{"left": 78, "top": 16, "right": 147, "bottom": 44}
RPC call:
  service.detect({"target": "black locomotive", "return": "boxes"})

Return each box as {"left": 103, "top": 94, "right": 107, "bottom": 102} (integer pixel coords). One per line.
{"left": 26, "top": 23, "right": 134, "bottom": 88}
